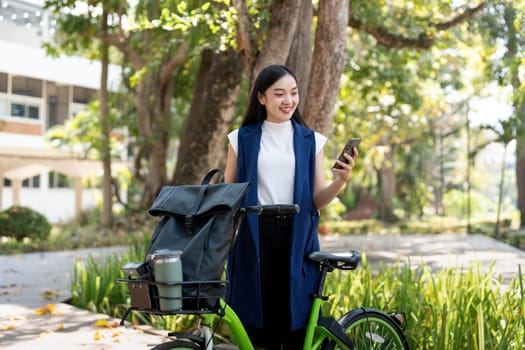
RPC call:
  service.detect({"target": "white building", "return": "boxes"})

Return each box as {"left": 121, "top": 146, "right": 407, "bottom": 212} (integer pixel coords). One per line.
{"left": 0, "top": 0, "right": 126, "bottom": 223}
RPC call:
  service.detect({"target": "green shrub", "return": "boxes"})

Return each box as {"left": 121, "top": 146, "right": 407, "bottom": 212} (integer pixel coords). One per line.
{"left": 0, "top": 206, "right": 51, "bottom": 241}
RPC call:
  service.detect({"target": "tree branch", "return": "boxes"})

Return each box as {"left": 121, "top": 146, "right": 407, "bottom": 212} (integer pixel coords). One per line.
{"left": 159, "top": 41, "right": 190, "bottom": 85}
{"left": 348, "top": 15, "right": 433, "bottom": 49}
{"left": 434, "top": 2, "right": 487, "bottom": 31}
{"left": 349, "top": 2, "right": 487, "bottom": 50}
{"left": 98, "top": 32, "right": 144, "bottom": 68}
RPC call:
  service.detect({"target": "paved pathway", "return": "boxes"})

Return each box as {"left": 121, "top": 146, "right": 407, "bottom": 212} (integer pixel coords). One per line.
{"left": 321, "top": 233, "right": 525, "bottom": 284}
{"left": 0, "top": 246, "right": 129, "bottom": 308}
{"left": 0, "top": 246, "right": 170, "bottom": 349}
{"left": 1, "top": 233, "right": 524, "bottom": 349}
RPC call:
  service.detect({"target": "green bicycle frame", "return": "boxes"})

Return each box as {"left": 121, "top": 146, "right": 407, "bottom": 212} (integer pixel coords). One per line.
{"left": 304, "top": 296, "right": 351, "bottom": 350}
{"left": 201, "top": 300, "right": 254, "bottom": 350}
{"left": 304, "top": 297, "right": 324, "bottom": 350}
{"left": 201, "top": 297, "right": 349, "bottom": 350}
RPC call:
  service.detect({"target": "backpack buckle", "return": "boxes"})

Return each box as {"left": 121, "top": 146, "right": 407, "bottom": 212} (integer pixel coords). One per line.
{"left": 184, "top": 215, "right": 193, "bottom": 231}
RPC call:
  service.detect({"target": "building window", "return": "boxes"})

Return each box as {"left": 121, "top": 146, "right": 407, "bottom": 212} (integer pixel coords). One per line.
{"left": 11, "top": 103, "right": 26, "bottom": 117}
{"left": 0, "top": 73, "right": 7, "bottom": 93}
{"left": 22, "top": 175, "right": 41, "bottom": 188}
{"left": 28, "top": 105, "right": 39, "bottom": 119}
{"left": 49, "top": 172, "right": 72, "bottom": 188}
{"left": 10, "top": 102, "right": 40, "bottom": 119}
{"left": 12, "top": 76, "right": 43, "bottom": 98}
{"left": 3, "top": 178, "right": 11, "bottom": 187}
{"left": 73, "top": 86, "right": 96, "bottom": 104}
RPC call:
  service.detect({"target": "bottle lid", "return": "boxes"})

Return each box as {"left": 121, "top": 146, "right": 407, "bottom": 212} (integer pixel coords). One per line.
{"left": 150, "top": 249, "right": 182, "bottom": 261}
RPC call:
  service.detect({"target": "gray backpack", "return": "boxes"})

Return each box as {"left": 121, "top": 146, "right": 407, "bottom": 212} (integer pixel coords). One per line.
{"left": 145, "top": 169, "right": 250, "bottom": 309}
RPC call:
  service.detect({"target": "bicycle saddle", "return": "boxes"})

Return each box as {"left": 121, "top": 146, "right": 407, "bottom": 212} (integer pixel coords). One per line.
{"left": 308, "top": 251, "right": 361, "bottom": 270}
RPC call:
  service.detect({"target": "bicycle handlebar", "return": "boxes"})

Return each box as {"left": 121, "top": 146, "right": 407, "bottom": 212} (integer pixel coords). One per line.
{"left": 241, "top": 204, "right": 300, "bottom": 215}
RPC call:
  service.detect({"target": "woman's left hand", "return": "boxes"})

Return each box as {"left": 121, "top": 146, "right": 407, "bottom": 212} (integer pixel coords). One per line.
{"left": 333, "top": 147, "right": 358, "bottom": 182}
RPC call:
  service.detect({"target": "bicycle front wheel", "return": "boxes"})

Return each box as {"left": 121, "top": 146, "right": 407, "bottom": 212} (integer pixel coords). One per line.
{"left": 338, "top": 308, "right": 409, "bottom": 350}
{"left": 150, "top": 339, "right": 202, "bottom": 350}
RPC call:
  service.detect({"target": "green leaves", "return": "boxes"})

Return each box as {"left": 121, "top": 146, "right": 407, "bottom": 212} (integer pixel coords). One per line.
{"left": 45, "top": 100, "right": 126, "bottom": 160}
{"left": 324, "top": 259, "right": 525, "bottom": 349}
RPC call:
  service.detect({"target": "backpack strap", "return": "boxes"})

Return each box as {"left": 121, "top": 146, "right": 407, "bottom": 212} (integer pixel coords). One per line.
{"left": 201, "top": 169, "right": 225, "bottom": 185}
{"left": 185, "top": 185, "right": 207, "bottom": 231}
{"left": 184, "top": 169, "right": 223, "bottom": 231}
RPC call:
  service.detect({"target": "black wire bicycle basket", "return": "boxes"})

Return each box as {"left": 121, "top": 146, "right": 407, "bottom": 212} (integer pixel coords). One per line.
{"left": 119, "top": 275, "right": 228, "bottom": 315}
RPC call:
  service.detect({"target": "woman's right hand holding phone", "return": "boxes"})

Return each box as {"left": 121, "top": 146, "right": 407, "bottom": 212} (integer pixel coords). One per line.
{"left": 333, "top": 147, "right": 358, "bottom": 182}
{"left": 332, "top": 137, "right": 360, "bottom": 181}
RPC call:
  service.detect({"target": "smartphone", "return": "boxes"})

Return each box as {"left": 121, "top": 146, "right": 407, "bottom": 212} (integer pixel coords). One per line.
{"left": 333, "top": 138, "right": 361, "bottom": 169}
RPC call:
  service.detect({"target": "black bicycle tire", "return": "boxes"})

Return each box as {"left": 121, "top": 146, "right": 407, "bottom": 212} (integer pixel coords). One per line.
{"left": 338, "top": 308, "right": 409, "bottom": 350}
{"left": 149, "top": 339, "right": 202, "bottom": 350}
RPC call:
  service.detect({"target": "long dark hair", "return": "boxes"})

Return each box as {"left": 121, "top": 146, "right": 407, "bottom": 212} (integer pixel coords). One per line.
{"left": 241, "top": 65, "right": 308, "bottom": 127}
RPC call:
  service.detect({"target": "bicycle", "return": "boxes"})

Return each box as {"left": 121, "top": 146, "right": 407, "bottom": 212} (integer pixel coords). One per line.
{"left": 119, "top": 204, "right": 410, "bottom": 350}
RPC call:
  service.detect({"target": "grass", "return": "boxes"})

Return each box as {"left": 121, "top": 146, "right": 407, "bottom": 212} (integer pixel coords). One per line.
{"left": 325, "top": 256, "right": 524, "bottom": 349}
{"left": 67, "top": 233, "right": 525, "bottom": 350}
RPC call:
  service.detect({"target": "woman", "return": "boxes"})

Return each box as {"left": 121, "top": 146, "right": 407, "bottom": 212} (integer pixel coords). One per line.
{"left": 225, "top": 65, "right": 357, "bottom": 349}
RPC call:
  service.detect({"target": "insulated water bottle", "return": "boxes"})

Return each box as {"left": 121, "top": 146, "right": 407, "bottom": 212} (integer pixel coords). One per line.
{"left": 152, "top": 250, "right": 183, "bottom": 311}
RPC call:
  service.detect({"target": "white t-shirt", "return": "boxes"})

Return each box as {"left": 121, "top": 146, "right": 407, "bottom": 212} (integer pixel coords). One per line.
{"left": 228, "top": 120, "right": 327, "bottom": 205}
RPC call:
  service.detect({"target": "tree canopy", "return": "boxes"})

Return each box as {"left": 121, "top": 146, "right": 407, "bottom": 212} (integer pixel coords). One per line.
{"left": 43, "top": 0, "right": 524, "bottom": 228}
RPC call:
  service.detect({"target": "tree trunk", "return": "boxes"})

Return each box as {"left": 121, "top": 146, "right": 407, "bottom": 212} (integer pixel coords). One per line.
{"left": 99, "top": 9, "right": 112, "bottom": 228}
{"left": 517, "top": 94, "right": 525, "bottom": 229}
{"left": 172, "top": 49, "right": 244, "bottom": 185}
{"left": 135, "top": 71, "right": 171, "bottom": 208}
{"left": 495, "top": 144, "right": 508, "bottom": 238}
{"left": 437, "top": 132, "right": 445, "bottom": 216}
{"left": 303, "top": 0, "right": 349, "bottom": 135}
{"left": 286, "top": 0, "right": 313, "bottom": 115}
{"left": 249, "top": 0, "right": 301, "bottom": 85}
{"left": 378, "top": 144, "right": 399, "bottom": 222}
{"left": 124, "top": 35, "right": 188, "bottom": 208}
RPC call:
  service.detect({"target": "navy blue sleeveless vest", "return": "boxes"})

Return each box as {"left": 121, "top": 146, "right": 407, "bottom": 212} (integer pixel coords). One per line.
{"left": 226, "top": 119, "right": 321, "bottom": 330}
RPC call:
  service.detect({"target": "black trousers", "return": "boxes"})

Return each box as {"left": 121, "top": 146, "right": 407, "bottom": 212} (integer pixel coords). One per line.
{"left": 246, "top": 213, "right": 305, "bottom": 350}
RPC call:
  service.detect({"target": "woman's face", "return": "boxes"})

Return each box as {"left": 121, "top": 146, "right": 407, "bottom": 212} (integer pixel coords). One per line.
{"left": 258, "top": 73, "right": 299, "bottom": 123}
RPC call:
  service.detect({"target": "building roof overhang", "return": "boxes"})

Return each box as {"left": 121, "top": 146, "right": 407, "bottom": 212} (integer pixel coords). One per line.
{"left": 0, "top": 145, "right": 130, "bottom": 179}
{"left": 0, "top": 39, "right": 121, "bottom": 90}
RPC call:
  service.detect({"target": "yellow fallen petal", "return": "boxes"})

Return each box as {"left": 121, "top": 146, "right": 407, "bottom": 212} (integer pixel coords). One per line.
{"left": 94, "top": 319, "right": 110, "bottom": 328}
{"left": 95, "top": 319, "right": 119, "bottom": 328}
{"left": 93, "top": 330, "right": 103, "bottom": 341}
{"left": 35, "top": 304, "right": 55, "bottom": 315}
{"left": 56, "top": 324, "right": 64, "bottom": 331}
